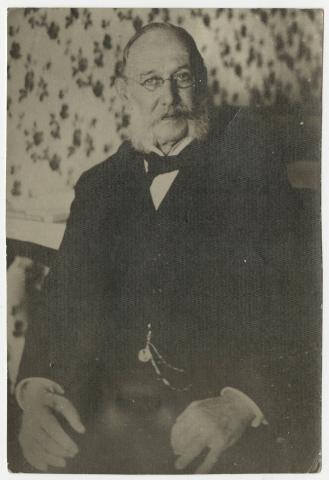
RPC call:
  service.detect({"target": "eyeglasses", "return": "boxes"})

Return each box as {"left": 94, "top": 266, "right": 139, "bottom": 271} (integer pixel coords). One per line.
{"left": 124, "top": 70, "right": 200, "bottom": 92}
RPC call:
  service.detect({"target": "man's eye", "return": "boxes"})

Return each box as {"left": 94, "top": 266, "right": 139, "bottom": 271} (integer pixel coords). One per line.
{"left": 175, "top": 71, "right": 192, "bottom": 82}
{"left": 142, "top": 77, "right": 162, "bottom": 88}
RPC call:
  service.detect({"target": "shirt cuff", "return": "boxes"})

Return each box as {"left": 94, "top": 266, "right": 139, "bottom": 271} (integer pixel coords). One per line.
{"left": 15, "top": 377, "right": 65, "bottom": 410}
{"left": 220, "top": 386, "right": 269, "bottom": 427}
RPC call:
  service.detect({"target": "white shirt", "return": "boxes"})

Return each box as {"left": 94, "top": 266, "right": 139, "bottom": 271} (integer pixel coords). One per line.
{"left": 146, "top": 136, "right": 194, "bottom": 210}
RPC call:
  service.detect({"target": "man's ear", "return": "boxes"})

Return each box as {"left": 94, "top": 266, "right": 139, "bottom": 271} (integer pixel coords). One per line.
{"left": 115, "top": 77, "right": 129, "bottom": 102}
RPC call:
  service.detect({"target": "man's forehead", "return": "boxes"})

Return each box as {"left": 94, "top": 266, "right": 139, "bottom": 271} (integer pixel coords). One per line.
{"left": 126, "top": 30, "right": 191, "bottom": 75}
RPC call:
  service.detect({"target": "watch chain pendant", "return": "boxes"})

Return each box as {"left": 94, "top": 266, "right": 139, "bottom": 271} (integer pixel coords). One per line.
{"left": 138, "top": 347, "right": 152, "bottom": 363}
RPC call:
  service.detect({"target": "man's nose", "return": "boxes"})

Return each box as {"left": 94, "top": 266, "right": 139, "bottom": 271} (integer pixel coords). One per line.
{"left": 160, "top": 78, "right": 179, "bottom": 106}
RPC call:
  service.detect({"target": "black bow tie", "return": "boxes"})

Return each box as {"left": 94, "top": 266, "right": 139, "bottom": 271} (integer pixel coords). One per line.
{"left": 144, "top": 140, "right": 202, "bottom": 181}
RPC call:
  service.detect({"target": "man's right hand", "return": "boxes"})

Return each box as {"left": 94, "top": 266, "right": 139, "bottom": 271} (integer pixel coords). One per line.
{"left": 17, "top": 378, "right": 85, "bottom": 471}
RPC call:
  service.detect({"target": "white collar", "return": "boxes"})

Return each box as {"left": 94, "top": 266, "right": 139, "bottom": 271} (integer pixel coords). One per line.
{"left": 149, "top": 136, "right": 194, "bottom": 157}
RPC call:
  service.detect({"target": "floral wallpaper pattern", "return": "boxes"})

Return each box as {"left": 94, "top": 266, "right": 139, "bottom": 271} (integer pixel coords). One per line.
{"left": 7, "top": 8, "right": 323, "bottom": 203}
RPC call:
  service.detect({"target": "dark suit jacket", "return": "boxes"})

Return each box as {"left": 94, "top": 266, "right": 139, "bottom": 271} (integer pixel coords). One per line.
{"left": 18, "top": 107, "right": 321, "bottom": 473}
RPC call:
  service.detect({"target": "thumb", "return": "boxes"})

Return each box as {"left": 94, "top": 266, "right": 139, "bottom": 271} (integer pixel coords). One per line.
{"left": 44, "top": 379, "right": 65, "bottom": 395}
{"left": 16, "top": 378, "right": 65, "bottom": 410}
{"left": 47, "top": 394, "right": 86, "bottom": 434}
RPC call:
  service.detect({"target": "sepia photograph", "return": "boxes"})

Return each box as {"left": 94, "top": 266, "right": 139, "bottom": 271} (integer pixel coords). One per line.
{"left": 6, "top": 7, "right": 323, "bottom": 474}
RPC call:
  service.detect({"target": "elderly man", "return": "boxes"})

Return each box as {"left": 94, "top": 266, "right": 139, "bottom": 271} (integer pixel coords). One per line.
{"left": 15, "top": 23, "right": 319, "bottom": 473}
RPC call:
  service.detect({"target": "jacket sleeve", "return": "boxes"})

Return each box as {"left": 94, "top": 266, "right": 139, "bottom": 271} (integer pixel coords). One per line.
{"left": 205, "top": 107, "right": 321, "bottom": 446}
{"left": 16, "top": 167, "right": 111, "bottom": 395}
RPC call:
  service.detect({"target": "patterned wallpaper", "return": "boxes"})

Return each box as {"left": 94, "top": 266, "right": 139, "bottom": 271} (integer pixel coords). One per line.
{"left": 7, "top": 8, "right": 323, "bottom": 205}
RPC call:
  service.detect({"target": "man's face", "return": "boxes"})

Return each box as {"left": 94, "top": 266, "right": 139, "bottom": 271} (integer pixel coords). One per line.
{"left": 124, "top": 30, "right": 196, "bottom": 147}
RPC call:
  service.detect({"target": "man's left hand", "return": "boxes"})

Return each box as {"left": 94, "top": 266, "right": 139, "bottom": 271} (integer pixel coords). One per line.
{"left": 170, "top": 390, "right": 256, "bottom": 473}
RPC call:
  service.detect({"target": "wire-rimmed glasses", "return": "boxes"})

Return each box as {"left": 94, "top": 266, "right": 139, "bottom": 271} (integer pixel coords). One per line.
{"left": 124, "top": 70, "right": 201, "bottom": 92}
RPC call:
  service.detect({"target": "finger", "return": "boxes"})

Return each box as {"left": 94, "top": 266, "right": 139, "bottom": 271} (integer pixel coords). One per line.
{"left": 195, "top": 440, "right": 226, "bottom": 474}
{"left": 172, "top": 404, "right": 204, "bottom": 442}
{"left": 21, "top": 441, "right": 49, "bottom": 472}
{"left": 31, "top": 429, "right": 74, "bottom": 458}
{"left": 26, "top": 424, "right": 74, "bottom": 458}
{"left": 28, "top": 441, "right": 67, "bottom": 469}
{"left": 23, "top": 449, "right": 48, "bottom": 472}
{"left": 39, "top": 426, "right": 77, "bottom": 458}
{"left": 21, "top": 416, "right": 77, "bottom": 458}
{"left": 41, "top": 412, "right": 79, "bottom": 454}
{"left": 171, "top": 421, "right": 196, "bottom": 454}
{"left": 48, "top": 394, "right": 85, "bottom": 433}
{"left": 175, "top": 442, "right": 204, "bottom": 470}
{"left": 41, "top": 452, "right": 66, "bottom": 469}
{"left": 172, "top": 428, "right": 203, "bottom": 456}
{"left": 44, "top": 379, "right": 65, "bottom": 395}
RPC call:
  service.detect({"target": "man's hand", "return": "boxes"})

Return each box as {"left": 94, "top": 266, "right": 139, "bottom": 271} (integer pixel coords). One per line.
{"left": 18, "top": 379, "right": 85, "bottom": 471}
{"left": 170, "top": 390, "right": 256, "bottom": 473}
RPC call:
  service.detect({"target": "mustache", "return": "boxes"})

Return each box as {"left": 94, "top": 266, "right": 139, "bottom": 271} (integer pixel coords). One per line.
{"left": 127, "top": 96, "right": 210, "bottom": 153}
{"left": 158, "top": 105, "right": 196, "bottom": 121}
